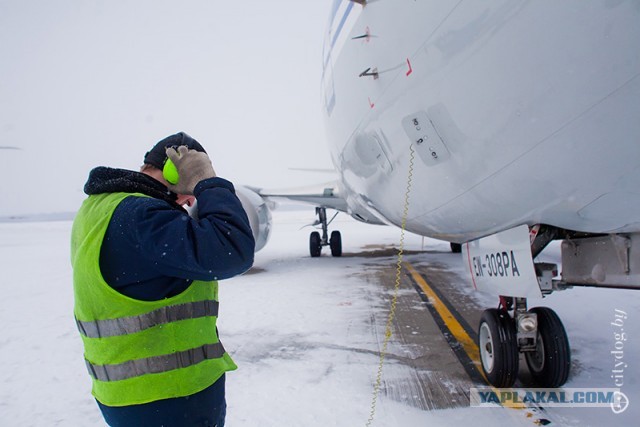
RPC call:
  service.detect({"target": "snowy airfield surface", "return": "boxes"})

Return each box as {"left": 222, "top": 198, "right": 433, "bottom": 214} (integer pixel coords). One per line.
{"left": 1, "top": 208, "right": 639, "bottom": 426}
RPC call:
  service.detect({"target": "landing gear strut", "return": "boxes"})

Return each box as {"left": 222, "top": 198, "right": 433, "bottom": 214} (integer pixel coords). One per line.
{"left": 477, "top": 297, "right": 571, "bottom": 388}
{"left": 309, "top": 207, "right": 342, "bottom": 257}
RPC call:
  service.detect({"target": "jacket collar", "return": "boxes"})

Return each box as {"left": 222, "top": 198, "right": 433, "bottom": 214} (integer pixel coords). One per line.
{"left": 83, "top": 167, "right": 185, "bottom": 211}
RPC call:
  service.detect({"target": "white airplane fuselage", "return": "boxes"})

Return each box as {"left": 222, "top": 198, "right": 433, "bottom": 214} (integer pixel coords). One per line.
{"left": 322, "top": 0, "right": 640, "bottom": 243}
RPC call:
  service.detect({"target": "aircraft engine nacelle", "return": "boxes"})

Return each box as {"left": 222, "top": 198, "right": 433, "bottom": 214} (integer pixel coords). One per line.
{"left": 235, "top": 186, "right": 272, "bottom": 252}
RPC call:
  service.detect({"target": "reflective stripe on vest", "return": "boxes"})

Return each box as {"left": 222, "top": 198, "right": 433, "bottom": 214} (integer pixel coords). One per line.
{"left": 75, "top": 300, "right": 219, "bottom": 338}
{"left": 85, "top": 342, "right": 227, "bottom": 382}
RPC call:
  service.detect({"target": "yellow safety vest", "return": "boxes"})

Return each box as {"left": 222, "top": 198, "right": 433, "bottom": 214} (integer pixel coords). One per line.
{"left": 71, "top": 192, "right": 237, "bottom": 407}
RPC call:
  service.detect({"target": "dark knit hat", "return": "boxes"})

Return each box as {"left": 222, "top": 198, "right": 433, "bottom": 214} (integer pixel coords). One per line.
{"left": 143, "top": 132, "right": 207, "bottom": 169}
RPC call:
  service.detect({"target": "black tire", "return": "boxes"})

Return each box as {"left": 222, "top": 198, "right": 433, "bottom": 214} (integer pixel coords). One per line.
{"left": 330, "top": 230, "right": 342, "bottom": 257}
{"left": 450, "top": 243, "right": 462, "bottom": 253}
{"left": 310, "top": 231, "right": 322, "bottom": 257}
{"left": 525, "top": 307, "right": 571, "bottom": 387}
{"left": 478, "top": 308, "right": 519, "bottom": 387}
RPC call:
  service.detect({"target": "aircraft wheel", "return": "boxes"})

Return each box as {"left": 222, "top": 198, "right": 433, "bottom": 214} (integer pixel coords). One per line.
{"left": 450, "top": 243, "right": 462, "bottom": 253}
{"left": 478, "top": 308, "right": 519, "bottom": 387}
{"left": 310, "top": 231, "right": 322, "bottom": 257}
{"left": 330, "top": 230, "right": 342, "bottom": 257}
{"left": 525, "top": 307, "right": 571, "bottom": 387}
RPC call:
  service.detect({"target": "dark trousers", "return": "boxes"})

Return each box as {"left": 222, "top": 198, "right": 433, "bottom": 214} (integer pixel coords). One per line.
{"left": 97, "top": 374, "right": 226, "bottom": 427}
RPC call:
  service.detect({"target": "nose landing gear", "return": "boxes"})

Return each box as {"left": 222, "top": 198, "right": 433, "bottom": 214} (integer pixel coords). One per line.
{"left": 309, "top": 207, "right": 342, "bottom": 257}
{"left": 477, "top": 298, "right": 571, "bottom": 388}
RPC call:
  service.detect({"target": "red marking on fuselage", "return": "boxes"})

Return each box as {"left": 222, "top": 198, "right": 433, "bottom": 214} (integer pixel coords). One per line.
{"left": 466, "top": 244, "right": 478, "bottom": 290}
{"left": 406, "top": 58, "right": 413, "bottom": 76}
{"left": 368, "top": 97, "right": 375, "bottom": 108}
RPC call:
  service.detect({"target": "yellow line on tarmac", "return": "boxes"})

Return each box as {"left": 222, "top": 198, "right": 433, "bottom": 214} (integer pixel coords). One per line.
{"left": 405, "top": 262, "right": 484, "bottom": 377}
{"left": 405, "top": 261, "right": 530, "bottom": 411}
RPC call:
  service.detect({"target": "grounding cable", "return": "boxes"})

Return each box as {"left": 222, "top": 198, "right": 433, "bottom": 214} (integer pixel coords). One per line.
{"left": 365, "top": 144, "right": 415, "bottom": 426}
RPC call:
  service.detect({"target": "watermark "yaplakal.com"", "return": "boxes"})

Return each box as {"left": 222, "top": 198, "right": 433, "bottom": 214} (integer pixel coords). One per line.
{"left": 470, "top": 388, "right": 628, "bottom": 412}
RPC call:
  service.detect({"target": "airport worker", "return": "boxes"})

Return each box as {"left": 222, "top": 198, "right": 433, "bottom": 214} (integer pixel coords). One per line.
{"left": 70, "top": 132, "right": 255, "bottom": 427}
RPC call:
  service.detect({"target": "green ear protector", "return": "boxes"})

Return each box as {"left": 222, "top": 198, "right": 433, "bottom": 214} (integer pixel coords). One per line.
{"left": 163, "top": 158, "right": 180, "bottom": 185}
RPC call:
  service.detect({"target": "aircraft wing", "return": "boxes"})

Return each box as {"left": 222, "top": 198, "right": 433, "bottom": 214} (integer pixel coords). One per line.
{"left": 247, "top": 181, "right": 349, "bottom": 213}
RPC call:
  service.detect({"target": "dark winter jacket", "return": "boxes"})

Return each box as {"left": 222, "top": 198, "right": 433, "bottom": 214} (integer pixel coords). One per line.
{"left": 83, "top": 166, "right": 255, "bottom": 301}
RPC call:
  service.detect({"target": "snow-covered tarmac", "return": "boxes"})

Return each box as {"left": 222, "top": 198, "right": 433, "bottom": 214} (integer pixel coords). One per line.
{"left": 1, "top": 208, "right": 638, "bottom": 426}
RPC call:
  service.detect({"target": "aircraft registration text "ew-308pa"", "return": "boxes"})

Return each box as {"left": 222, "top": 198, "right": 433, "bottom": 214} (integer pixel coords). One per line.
{"left": 472, "top": 251, "right": 521, "bottom": 278}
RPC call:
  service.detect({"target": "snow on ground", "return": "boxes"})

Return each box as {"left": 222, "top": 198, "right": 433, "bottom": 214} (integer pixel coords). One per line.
{"left": 1, "top": 208, "right": 639, "bottom": 426}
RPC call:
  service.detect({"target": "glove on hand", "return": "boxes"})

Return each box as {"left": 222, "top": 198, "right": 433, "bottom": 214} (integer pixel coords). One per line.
{"left": 165, "top": 145, "right": 216, "bottom": 195}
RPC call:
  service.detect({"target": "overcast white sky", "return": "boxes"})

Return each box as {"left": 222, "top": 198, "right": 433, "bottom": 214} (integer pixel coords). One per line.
{"left": 0, "top": 0, "right": 334, "bottom": 216}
